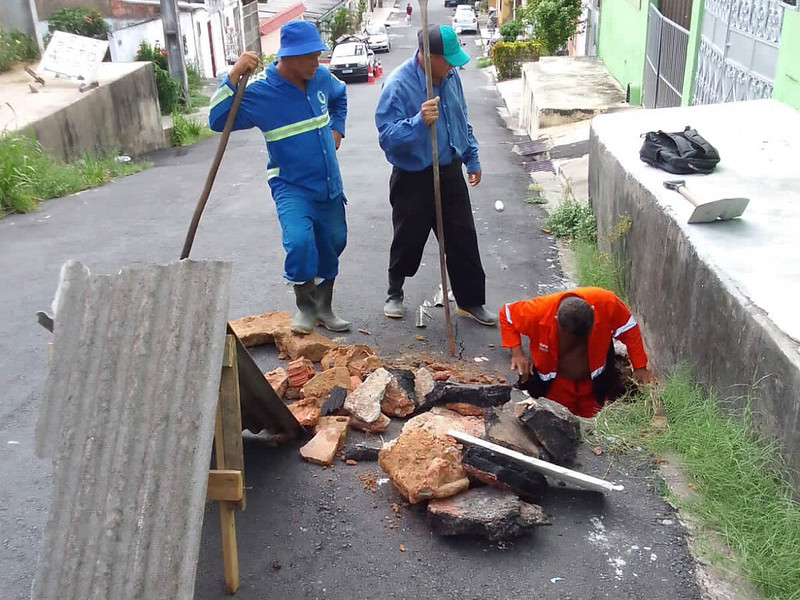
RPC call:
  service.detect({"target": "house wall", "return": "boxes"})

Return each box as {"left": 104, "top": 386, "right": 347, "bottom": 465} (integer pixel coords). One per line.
{"left": 596, "top": 0, "right": 649, "bottom": 104}
{"left": 773, "top": 9, "right": 800, "bottom": 111}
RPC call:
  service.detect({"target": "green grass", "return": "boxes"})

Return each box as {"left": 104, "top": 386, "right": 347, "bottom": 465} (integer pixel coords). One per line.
{"left": 0, "top": 133, "right": 148, "bottom": 214}
{"left": 170, "top": 112, "right": 213, "bottom": 147}
{"left": 545, "top": 196, "right": 596, "bottom": 243}
{"left": 596, "top": 374, "right": 800, "bottom": 599}
{"left": 571, "top": 239, "right": 626, "bottom": 299}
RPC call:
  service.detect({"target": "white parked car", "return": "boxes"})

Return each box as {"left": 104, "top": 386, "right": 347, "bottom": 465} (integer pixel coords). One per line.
{"left": 452, "top": 5, "right": 478, "bottom": 34}
{"left": 364, "top": 24, "right": 391, "bottom": 52}
{"left": 328, "top": 41, "right": 376, "bottom": 82}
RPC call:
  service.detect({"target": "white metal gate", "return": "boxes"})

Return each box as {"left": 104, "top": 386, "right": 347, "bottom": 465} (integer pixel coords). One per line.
{"left": 643, "top": 4, "right": 690, "bottom": 108}
{"left": 693, "top": 0, "right": 785, "bottom": 104}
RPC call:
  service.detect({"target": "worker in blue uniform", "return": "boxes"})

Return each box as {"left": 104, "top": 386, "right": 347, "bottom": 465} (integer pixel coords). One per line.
{"left": 209, "top": 20, "right": 350, "bottom": 334}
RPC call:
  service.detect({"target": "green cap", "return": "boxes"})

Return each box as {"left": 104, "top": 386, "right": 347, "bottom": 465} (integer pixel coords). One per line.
{"left": 417, "top": 25, "right": 470, "bottom": 67}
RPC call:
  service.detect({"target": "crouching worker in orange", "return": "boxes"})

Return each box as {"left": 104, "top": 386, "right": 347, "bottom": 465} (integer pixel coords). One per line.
{"left": 498, "top": 287, "right": 655, "bottom": 418}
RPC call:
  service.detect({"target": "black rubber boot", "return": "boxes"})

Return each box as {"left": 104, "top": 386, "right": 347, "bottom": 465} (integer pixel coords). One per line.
{"left": 291, "top": 280, "right": 317, "bottom": 334}
{"left": 316, "top": 279, "right": 350, "bottom": 332}
{"left": 384, "top": 273, "right": 405, "bottom": 318}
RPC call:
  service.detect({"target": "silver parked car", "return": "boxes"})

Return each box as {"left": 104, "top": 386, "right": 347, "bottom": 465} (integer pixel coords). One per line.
{"left": 364, "top": 24, "right": 391, "bottom": 53}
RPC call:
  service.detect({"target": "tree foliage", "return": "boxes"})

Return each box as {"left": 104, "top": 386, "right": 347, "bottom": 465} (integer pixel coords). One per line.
{"left": 533, "top": 0, "right": 583, "bottom": 54}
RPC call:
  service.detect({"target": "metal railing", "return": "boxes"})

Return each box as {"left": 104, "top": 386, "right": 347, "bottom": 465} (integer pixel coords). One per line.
{"left": 643, "top": 3, "right": 689, "bottom": 109}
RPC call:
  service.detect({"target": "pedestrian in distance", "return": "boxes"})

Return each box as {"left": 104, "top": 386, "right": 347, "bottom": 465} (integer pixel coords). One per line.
{"left": 499, "top": 287, "right": 656, "bottom": 418}
{"left": 208, "top": 20, "right": 351, "bottom": 335}
{"left": 375, "top": 24, "right": 496, "bottom": 327}
{"left": 405, "top": 3, "right": 413, "bottom": 24}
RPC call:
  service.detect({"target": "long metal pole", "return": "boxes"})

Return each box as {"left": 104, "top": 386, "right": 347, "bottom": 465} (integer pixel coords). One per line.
{"left": 418, "top": 0, "right": 456, "bottom": 357}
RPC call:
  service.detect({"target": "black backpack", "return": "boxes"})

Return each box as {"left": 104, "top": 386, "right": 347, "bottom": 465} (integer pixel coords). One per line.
{"left": 639, "top": 126, "right": 720, "bottom": 174}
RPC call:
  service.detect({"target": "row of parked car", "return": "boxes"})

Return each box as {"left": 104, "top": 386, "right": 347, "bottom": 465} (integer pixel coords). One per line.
{"left": 327, "top": 26, "right": 391, "bottom": 82}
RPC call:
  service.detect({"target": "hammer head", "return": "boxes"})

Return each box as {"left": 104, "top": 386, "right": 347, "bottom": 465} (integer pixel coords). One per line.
{"left": 663, "top": 180, "right": 685, "bottom": 191}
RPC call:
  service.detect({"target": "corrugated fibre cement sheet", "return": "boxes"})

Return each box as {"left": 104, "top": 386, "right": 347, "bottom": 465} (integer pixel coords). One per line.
{"left": 33, "top": 259, "right": 232, "bottom": 600}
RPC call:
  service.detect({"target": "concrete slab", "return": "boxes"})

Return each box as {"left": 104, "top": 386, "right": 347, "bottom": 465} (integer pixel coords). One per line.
{"left": 0, "top": 61, "right": 164, "bottom": 160}
{"left": 520, "top": 57, "right": 630, "bottom": 138}
{"left": 590, "top": 98, "right": 800, "bottom": 479}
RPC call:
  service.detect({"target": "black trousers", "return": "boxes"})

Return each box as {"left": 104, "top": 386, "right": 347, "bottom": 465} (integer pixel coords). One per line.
{"left": 388, "top": 160, "right": 486, "bottom": 307}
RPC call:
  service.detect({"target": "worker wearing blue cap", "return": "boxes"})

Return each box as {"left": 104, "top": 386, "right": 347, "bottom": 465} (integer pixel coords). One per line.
{"left": 209, "top": 20, "right": 350, "bottom": 335}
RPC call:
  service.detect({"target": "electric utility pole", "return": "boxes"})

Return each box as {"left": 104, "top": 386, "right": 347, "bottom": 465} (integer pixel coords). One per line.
{"left": 160, "top": 0, "right": 188, "bottom": 99}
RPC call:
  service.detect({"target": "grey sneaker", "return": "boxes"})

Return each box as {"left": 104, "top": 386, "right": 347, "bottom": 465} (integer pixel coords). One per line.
{"left": 384, "top": 296, "right": 404, "bottom": 318}
{"left": 457, "top": 305, "right": 497, "bottom": 326}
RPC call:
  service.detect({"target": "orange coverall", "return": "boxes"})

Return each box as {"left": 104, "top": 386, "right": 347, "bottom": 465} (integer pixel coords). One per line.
{"left": 498, "top": 287, "right": 649, "bottom": 417}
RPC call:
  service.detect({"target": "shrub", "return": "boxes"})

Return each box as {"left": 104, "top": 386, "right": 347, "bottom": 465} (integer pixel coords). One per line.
{"left": 490, "top": 40, "right": 539, "bottom": 80}
{"left": 545, "top": 196, "right": 597, "bottom": 243}
{"left": 0, "top": 28, "right": 39, "bottom": 72}
{"left": 170, "top": 112, "right": 204, "bottom": 147}
{"left": 136, "top": 41, "right": 180, "bottom": 114}
{"left": 47, "top": 7, "right": 110, "bottom": 40}
{"left": 499, "top": 19, "right": 524, "bottom": 42}
{"left": 532, "top": 0, "right": 582, "bottom": 55}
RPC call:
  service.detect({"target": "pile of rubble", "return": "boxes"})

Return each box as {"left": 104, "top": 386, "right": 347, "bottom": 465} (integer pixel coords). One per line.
{"left": 231, "top": 311, "right": 597, "bottom": 542}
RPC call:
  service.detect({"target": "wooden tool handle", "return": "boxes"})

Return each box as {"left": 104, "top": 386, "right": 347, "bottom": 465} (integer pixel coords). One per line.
{"left": 180, "top": 70, "right": 251, "bottom": 260}
{"left": 676, "top": 185, "right": 700, "bottom": 207}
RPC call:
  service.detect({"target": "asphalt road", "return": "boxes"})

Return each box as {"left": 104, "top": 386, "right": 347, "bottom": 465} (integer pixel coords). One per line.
{"left": 0, "top": 5, "right": 702, "bottom": 599}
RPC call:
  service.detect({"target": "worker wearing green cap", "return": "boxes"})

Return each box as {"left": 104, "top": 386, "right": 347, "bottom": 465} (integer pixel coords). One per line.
{"left": 374, "top": 25, "right": 495, "bottom": 327}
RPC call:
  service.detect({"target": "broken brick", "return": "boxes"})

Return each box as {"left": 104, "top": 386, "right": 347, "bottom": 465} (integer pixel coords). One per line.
{"left": 349, "top": 412, "right": 390, "bottom": 433}
{"left": 301, "top": 367, "right": 350, "bottom": 401}
{"left": 320, "top": 344, "right": 383, "bottom": 377}
{"left": 344, "top": 367, "right": 392, "bottom": 424}
{"left": 276, "top": 331, "right": 337, "bottom": 363}
{"left": 264, "top": 367, "right": 289, "bottom": 398}
{"left": 378, "top": 427, "right": 469, "bottom": 504}
{"left": 321, "top": 385, "right": 348, "bottom": 416}
{"left": 381, "top": 376, "right": 416, "bottom": 418}
{"left": 433, "top": 370, "right": 452, "bottom": 382}
{"left": 515, "top": 396, "right": 580, "bottom": 465}
{"left": 427, "top": 487, "right": 548, "bottom": 542}
{"left": 444, "top": 402, "right": 485, "bottom": 417}
{"left": 461, "top": 445, "right": 548, "bottom": 502}
{"left": 284, "top": 386, "right": 301, "bottom": 401}
{"left": 386, "top": 368, "right": 417, "bottom": 404}
{"left": 299, "top": 416, "right": 350, "bottom": 466}
{"left": 287, "top": 398, "right": 321, "bottom": 428}
{"left": 349, "top": 374, "right": 362, "bottom": 391}
{"left": 229, "top": 311, "right": 291, "bottom": 347}
{"left": 287, "top": 357, "right": 315, "bottom": 387}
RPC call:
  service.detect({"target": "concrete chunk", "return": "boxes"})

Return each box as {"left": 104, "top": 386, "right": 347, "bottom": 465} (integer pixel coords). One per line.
{"left": 344, "top": 367, "right": 392, "bottom": 424}
{"left": 462, "top": 445, "right": 548, "bottom": 502}
{"left": 378, "top": 427, "right": 469, "bottom": 504}
{"left": 321, "top": 385, "right": 348, "bottom": 416}
{"left": 515, "top": 397, "right": 580, "bottom": 465}
{"left": 229, "top": 310, "right": 291, "bottom": 347}
{"left": 402, "top": 406, "right": 485, "bottom": 439}
{"left": 299, "top": 416, "right": 350, "bottom": 466}
{"left": 427, "top": 487, "right": 549, "bottom": 542}
{"left": 276, "top": 331, "right": 337, "bottom": 363}
{"left": 381, "top": 376, "right": 416, "bottom": 418}
{"left": 349, "top": 412, "right": 390, "bottom": 433}
{"left": 484, "top": 400, "right": 549, "bottom": 460}
{"left": 301, "top": 367, "right": 350, "bottom": 402}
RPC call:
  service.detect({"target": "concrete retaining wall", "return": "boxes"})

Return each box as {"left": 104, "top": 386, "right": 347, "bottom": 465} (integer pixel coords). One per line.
{"left": 589, "top": 101, "right": 800, "bottom": 482}
{"left": 25, "top": 62, "right": 164, "bottom": 162}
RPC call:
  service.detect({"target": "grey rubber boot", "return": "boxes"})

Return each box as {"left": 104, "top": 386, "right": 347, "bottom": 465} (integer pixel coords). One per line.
{"left": 456, "top": 305, "right": 497, "bottom": 326}
{"left": 291, "top": 280, "right": 317, "bottom": 334}
{"left": 384, "top": 273, "right": 405, "bottom": 318}
{"left": 315, "top": 279, "right": 350, "bottom": 332}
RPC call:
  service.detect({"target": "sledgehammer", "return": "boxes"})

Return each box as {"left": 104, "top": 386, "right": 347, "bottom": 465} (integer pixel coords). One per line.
{"left": 663, "top": 180, "right": 749, "bottom": 224}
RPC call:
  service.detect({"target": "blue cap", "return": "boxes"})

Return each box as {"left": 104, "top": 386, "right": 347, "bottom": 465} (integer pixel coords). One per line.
{"left": 276, "top": 20, "right": 328, "bottom": 57}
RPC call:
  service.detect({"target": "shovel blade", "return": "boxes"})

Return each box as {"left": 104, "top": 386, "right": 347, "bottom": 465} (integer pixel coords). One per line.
{"left": 688, "top": 197, "right": 749, "bottom": 224}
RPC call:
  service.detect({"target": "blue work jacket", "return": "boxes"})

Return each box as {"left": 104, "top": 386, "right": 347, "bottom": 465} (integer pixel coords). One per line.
{"left": 374, "top": 53, "right": 480, "bottom": 173}
{"left": 209, "top": 63, "right": 347, "bottom": 200}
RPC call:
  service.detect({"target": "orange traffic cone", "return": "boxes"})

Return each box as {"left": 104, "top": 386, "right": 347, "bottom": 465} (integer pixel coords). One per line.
{"left": 376, "top": 60, "right": 383, "bottom": 77}
{"left": 367, "top": 63, "right": 375, "bottom": 84}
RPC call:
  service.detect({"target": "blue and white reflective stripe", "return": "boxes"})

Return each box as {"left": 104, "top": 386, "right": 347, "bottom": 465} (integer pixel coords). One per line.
{"left": 266, "top": 167, "right": 280, "bottom": 180}
{"left": 504, "top": 304, "right": 513, "bottom": 324}
{"left": 590, "top": 365, "right": 606, "bottom": 379}
{"left": 209, "top": 84, "right": 234, "bottom": 109}
{"left": 613, "top": 316, "right": 637, "bottom": 338}
{"left": 537, "top": 370, "right": 557, "bottom": 382}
